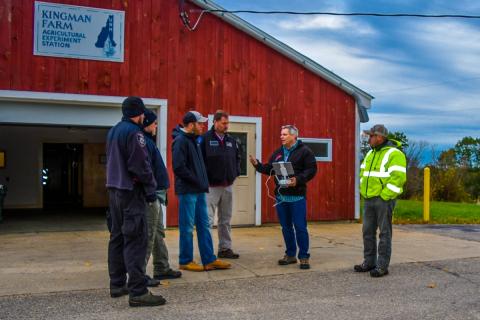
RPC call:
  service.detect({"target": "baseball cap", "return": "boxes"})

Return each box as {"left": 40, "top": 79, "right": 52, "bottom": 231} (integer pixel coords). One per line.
{"left": 363, "top": 124, "right": 388, "bottom": 137}
{"left": 182, "top": 111, "right": 208, "bottom": 125}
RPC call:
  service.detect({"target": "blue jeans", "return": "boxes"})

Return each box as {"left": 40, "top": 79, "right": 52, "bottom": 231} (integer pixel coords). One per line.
{"left": 275, "top": 198, "right": 310, "bottom": 259}
{"left": 178, "top": 193, "right": 216, "bottom": 265}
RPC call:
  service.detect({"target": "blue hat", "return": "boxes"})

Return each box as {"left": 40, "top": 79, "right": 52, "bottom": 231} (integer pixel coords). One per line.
{"left": 122, "top": 96, "right": 146, "bottom": 118}
{"left": 143, "top": 109, "right": 157, "bottom": 127}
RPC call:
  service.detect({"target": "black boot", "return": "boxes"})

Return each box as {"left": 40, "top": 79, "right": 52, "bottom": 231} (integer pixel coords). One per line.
{"left": 129, "top": 292, "right": 166, "bottom": 307}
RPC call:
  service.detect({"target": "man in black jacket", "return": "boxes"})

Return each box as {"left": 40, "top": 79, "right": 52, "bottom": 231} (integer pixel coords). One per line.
{"left": 172, "top": 111, "right": 232, "bottom": 272}
{"left": 249, "top": 125, "right": 317, "bottom": 269}
{"left": 199, "top": 110, "right": 241, "bottom": 259}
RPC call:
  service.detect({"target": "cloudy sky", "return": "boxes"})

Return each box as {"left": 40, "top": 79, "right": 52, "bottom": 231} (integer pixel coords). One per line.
{"left": 213, "top": 0, "right": 480, "bottom": 149}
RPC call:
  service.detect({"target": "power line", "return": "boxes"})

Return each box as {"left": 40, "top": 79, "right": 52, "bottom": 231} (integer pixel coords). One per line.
{"left": 203, "top": 9, "right": 480, "bottom": 19}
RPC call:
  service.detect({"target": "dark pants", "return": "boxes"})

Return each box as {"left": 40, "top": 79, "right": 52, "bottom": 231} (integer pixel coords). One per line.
{"left": 363, "top": 197, "right": 396, "bottom": 269}
{"left": 275, "top": 198, "right": 310, "bottom": 259}
{"left": 107, "top": 187, "right": 148, "bottom": 297}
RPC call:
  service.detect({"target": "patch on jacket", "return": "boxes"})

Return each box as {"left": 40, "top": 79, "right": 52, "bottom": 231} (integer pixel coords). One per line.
{"left": 226, "top": 141, "right": 233, "bottom": 147}
{"left": 210, "top": 140, "right": 219, "bottom": 146}
{"left": 136, "top": 132, "right": 146, "bottom": 147}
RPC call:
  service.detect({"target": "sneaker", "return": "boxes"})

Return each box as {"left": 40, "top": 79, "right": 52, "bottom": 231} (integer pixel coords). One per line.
{"left": 278, "top": 255, "right": 297, "bottom": 266}
{"left": 179, "top": 261, "right": 204, "bottom": 272}
{"left": 354, "top": 262, "right": 376, "bottom": 273}
{"left": 145, "top": 275, "right": 160, "bottom": 287}
{"left": 154, "top": 269, "right": 182, "bottom": 280}
{"left": 204, "top": 259, "right": 232, "bottom": 271}
{"left": 370, "top": 267, "right": 389, "bottom": 278}
{"left": 110, "top": 285, "right": 128, "bottom": 298}
{"left": 218, "top": 249, "right": 240, "bottom": 259}
{"left": 129, "top": 291, "right": 166, "bottom": 307}
{"left": 299, "top": 258, "right": 310, "bottom": 270}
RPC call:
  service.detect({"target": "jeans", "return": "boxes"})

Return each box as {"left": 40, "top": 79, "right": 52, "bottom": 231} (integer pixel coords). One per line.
{"left": 363, "top": 197, "right": 396, "bottom": 269}
{"left": 178, "top": 193, "right": 216, "bottom": 265}
{"left": 107, "top": 187, "right": 148, "bottom": 297}
{"left": 275, "top": 198, "right": 310, "bottom": 259}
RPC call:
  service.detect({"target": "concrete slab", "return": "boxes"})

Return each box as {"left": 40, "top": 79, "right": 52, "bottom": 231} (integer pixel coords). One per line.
{"left": 0, "top": 223, "right": 479, "bottom": 297}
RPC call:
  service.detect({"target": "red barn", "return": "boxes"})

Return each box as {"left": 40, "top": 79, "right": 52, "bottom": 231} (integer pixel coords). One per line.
{"left": 0, "top": 0, "right": 372, "bottom": 226}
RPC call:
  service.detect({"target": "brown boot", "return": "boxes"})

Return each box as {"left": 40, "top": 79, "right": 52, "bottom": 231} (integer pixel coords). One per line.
{"left": 179, "top": 261, "right": 204, "bottom": 272}
{"left": 204, "top": 259, "right": 232, "bottom": 271}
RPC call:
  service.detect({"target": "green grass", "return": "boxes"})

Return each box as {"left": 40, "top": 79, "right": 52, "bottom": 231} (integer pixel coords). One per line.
{"left": 393, "top": 199, "right": 480, "bottom": 224}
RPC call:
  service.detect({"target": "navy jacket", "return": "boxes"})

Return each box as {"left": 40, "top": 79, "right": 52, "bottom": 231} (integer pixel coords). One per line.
{"left": 106, "top": 117, "right": 157, "bottom": 196}
{"left": 255, "top": 141, "right": 317, "bottom": 196}
{"left": 171, "top": 125, "right": 209, "bottom": 194}
{"left": 144, "top": 132, "right": 170, "bottom": 190}
{"left": 199, "top": 127, "right": 241, "bottom": 187}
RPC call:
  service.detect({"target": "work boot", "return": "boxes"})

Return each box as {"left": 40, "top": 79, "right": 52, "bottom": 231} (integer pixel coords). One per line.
{"left": 204, "top": 259, "right": 232, "bottom": 271}
{"left": 218, "top": 248, "right": 240, "bottom": 259}
{"left": 110, "top": 285, "right": 128, "bottom": 298}
{"left": 278, "top": 255, "right": 297, "bottom": 266}
{"left": 354, "top": 262, "right": 376, "bottom": 273}
{"left": 145, "top": 275, "right": 160, "bottom": 287}
{"left": 154, "top": 268, "right": 182, "bottom": 280}
{"left": 370, "top": 267, "right": 389, "bottom": 278}
{"left": 179, "top": 261, "right": 204, "bottom": 272}
{"left": 128, "top": 291, "right": 166, "bottom": 307}
{"left": 299, "top": 258, "right": 310, "bottom": 270}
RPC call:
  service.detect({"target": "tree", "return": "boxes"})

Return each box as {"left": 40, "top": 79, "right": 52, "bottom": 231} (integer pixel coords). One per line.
{"left": 454, "top": 136, "right": 480, "bottom": 169}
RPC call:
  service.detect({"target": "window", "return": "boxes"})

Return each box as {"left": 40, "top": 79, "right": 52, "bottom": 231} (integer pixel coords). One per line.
{"left": 300, "top": 138, "right": 332, "bottom": 162}
{"left": 228, "top": 132, "right": 248, "bottom": 176}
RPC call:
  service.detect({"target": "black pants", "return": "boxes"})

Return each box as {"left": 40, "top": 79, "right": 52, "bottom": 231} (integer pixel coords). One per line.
{"left": 363, "top": 197, "right": 396, "bottom": 269}
{"left": 107, "top": 187, "right": 148, "bottom": 297}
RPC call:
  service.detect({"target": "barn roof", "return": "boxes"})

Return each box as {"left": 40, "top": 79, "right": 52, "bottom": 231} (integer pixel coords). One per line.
{"left": 189, "top": 0, "right": 373, "bottom": 121}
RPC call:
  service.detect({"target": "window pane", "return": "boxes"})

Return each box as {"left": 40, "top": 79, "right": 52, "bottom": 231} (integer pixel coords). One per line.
{"left": 229, "top": 132, "right": 248, "bottom": 176}
{"left": 303, "top": 141, "right": 328, "bottom": 158}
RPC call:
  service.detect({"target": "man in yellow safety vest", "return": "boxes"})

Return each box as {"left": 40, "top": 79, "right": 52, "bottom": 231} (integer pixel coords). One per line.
{"left": 354, "top": 124, "right": 407, "bottom": 277}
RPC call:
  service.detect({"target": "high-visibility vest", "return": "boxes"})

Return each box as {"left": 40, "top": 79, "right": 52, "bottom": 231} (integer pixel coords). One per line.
{"left": 360, "top": 141, "right": 407, "bottom": 200}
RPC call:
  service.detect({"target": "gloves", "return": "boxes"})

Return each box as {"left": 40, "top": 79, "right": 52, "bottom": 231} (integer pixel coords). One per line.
{"left": 145, "top": 193, "right": 157, "bottom": 203}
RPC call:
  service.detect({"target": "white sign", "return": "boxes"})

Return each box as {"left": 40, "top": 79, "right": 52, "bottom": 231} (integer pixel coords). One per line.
{"left": 33, "top": 1, "right": 125, "bottom": 62}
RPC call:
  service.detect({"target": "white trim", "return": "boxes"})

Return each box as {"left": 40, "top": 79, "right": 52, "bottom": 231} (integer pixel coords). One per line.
{"left": 156, "top": 103, "right": 169, "bottom": 227}
{"left": 0, "top": 90, "right": 166, "bottom": 109}
{"left": 379, "top": 148, "right": 401, "bottom": 172}
{"left": 299, "top": 138, "right": 333, "bottom": 162}
{"left": 355, "top": 105, "right": 360, "bottom": 220}
{"left": 208, "top": 115, "right": 263, "bottom": 226}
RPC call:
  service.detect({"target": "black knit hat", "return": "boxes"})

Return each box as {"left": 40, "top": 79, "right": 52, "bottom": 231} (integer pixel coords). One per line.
{"left": 143, "top": 109, "right": 157, "bottom": 127}
{"left": 122, "top": 96, "right": 146, "bottom": 118}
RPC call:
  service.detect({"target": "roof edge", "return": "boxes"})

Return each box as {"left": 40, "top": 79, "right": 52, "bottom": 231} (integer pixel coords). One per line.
{"left": 189, "top": 0, "right": 374, "bottom": 109}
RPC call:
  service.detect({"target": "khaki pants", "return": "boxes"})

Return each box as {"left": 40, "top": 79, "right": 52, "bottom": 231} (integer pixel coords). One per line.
{"left": 207, "top": 186, "right": 233, "bottom": 251}
{"left": 144, "top": 199, "right": 170, "bottom": 276}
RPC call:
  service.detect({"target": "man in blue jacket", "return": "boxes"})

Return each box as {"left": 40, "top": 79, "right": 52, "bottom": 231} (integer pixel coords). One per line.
{"left": 199, "top": 110, "right": 241, "bottom": 259}
{"left": 106, "top": 96, "right": 165, "bottom": 307}
{"left": 142, "top": 110, "right": 182, "bottom": 283}
{"left": 171, "top": 110, "right": 232, "bottom": 272}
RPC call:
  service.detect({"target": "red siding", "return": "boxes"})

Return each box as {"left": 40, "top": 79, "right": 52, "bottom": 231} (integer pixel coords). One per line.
{"left": 0, "top": 0, "right": 357, "bottom": 224}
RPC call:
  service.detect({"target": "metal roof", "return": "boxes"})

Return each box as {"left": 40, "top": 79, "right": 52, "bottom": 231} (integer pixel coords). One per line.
{"left": 189, "top": 0, "right": 374, "bottom": 114}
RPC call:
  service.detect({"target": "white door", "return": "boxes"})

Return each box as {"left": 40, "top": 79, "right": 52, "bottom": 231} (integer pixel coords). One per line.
{"left": 227, "top": 122, "right": 256, "bottom": 225}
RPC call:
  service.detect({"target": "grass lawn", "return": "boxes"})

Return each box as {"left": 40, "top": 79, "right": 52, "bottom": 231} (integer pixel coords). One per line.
{"left": 393, "top": 199, "right": 480, "bottom": 224}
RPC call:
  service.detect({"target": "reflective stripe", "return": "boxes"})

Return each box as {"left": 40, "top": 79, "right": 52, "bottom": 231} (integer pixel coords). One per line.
{"left": 380, "top": 148, "right": 401, "bottom": 172}
{"left": 388, "top": 165, "right": 406, "bottom": 173}
{"left": 360, "top": 150, "right": 372, "bottom": 169}
{"left": 360, "top": 177, "right": 363, "bottom": 184}
{"left": 363, "top": 171, "right": 390, "bottom": 178}
{"left": 387, "top": 183, "right": 401, "bottom": 193}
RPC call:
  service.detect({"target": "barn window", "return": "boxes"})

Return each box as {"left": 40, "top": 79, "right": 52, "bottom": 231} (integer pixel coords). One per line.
{"left": 300, "top": 138, "right": 332, "bottom": 162}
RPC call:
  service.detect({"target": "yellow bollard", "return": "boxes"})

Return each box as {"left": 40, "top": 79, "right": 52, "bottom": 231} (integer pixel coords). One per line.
{"left": 423, "top": 167, "right": 430, "bottom": 223}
